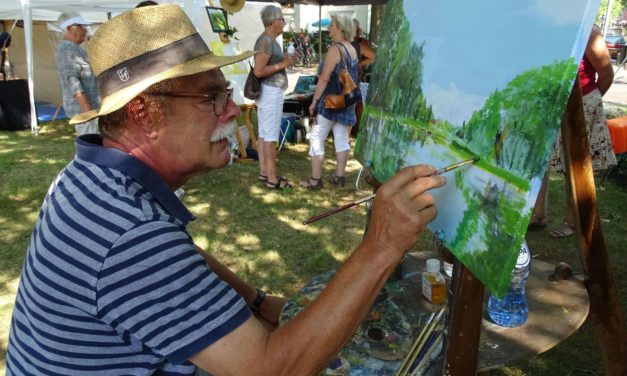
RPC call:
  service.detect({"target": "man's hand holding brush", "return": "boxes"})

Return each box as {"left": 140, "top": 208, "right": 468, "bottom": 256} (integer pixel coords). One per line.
{"left": 363, "top": 164, "right": 447, "bottom": 263}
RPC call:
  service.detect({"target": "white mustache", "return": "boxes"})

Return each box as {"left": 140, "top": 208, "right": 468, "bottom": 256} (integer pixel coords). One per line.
{"left": 210, "top": 121, "right": 237, "bottom": 142}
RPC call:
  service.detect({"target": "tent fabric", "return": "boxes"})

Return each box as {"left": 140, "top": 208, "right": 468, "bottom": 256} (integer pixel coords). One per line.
{"left": 8, "top": 22, "right": 63, "bottom": 105}
{"left": 0, "top": 1, "right": 136, "bottom": 21}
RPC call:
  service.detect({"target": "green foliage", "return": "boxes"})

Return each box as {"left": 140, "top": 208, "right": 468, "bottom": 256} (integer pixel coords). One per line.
{"left": 597, "top": 0, "right": 625, "bottom": 31}
{"left": 366, "top": 0, "right": 431, "bottom": 122}
{"left": 464, "top": 59, "right": 578, "bottom": 179}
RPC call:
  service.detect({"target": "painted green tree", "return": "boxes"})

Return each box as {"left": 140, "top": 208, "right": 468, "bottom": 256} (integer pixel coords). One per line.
{"left": 464, "top": 59, "right": 578, "bottom": 178}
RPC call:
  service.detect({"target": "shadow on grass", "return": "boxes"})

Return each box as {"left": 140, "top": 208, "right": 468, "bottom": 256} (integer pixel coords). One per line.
{"left": 183, "top": 143, "right": 376, "bottom": 295}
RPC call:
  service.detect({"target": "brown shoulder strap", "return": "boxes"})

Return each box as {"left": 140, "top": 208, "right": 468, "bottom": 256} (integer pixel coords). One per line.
{"left": 335, "top": 43, "right": 348, "bottom": 68}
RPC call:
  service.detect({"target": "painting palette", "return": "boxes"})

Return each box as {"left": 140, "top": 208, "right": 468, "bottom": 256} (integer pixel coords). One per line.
{"left": 280, "top": 271, "right": 413, "bottom": 362}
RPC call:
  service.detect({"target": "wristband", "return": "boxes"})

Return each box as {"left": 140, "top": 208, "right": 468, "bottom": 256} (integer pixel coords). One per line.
{"left": 250, "top": 288, "right": 266, "bottom": 314}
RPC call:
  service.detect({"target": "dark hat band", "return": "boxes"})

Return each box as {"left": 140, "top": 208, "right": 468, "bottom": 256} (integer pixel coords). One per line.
{"left": 97, "top": 33, "right": 210, "bottom": 97}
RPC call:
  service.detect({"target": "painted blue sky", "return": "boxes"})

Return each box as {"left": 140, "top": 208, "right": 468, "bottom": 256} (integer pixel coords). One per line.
{"left": 404, "top": 0, "right": 599, "bottom": 125}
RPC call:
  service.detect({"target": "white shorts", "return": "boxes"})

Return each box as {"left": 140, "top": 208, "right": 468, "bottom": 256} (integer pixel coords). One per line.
{"left": 256, "top": 84, "right": 284, "bottom": 142}
{"left": 308, "top": 114, "right": 351, "bottom": 156}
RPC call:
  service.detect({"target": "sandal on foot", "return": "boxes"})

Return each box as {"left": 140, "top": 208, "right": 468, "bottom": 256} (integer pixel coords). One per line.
{"left": 330, "top": 175, "right": 346, "bottom": 187}
{"left": 549, "top": 223, "right": 574, "bottom": 238}
{"left": 259, "top": 174, "right": 286, "bottom": 183}
{"left": 266, "top": 177, "right": 292, "bottom": 190}
{"left": 527, "top": 215, "right": 548, "bottom": 229}
{"left": 299, "top": 177, "right": 323, "bottom": 190}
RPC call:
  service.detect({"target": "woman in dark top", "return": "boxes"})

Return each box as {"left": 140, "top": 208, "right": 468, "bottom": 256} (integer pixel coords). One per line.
{"left": 300, "top": 14, "right": 359, "bottom": 189}
{"left": 253, "top": 5, "right": 294, "bottom": 190}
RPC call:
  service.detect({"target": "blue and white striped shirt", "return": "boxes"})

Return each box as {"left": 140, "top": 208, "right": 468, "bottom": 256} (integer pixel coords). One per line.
{"left": 7, "top": 135, "right": 251, "bottom": 375}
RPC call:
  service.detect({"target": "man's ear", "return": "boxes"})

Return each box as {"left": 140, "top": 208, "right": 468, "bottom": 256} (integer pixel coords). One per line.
{"left": 126, "top": 95, "right": 160, "bottom": 139}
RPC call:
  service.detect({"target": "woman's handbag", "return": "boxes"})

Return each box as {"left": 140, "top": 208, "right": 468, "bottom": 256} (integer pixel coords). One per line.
{"left": 324, "top": 44, "right": 362, "bottom": 110}
{"left": 244, "top": 62, "right": 261, "bottom": 100}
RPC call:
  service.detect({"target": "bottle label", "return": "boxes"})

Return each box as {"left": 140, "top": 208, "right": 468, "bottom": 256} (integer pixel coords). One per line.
{"left": 422, "top": 273, "right": 446, "bottom": 304}
{"left": 516, "top": 241, "right": 530, "bottom": 268}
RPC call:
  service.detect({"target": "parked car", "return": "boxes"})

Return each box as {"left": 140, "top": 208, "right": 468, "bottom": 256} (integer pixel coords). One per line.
{"left": 605, "top": 35, "right": 627, "bottom": 63}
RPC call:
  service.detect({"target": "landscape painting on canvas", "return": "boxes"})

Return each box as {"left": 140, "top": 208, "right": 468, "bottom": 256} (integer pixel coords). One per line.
{"left": 354, "top": 0, "right": 599, "bottom": 295}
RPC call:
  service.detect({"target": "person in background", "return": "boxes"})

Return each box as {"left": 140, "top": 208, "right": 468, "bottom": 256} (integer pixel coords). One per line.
{"left": 351, "top": 19, "right": 375, "bottom": 81}
{"left": 529, "top": 24, "right": 616, "bottom": 238}
{"left": 300, "top": 14, "right": 359, "bottom": 189}
{"left": 351, "top": 18, "right": 376, "bottom": 137}
{"left": 56, "top": 11, "right": 100, "bottom": 136}
{"left": 136, "top": 0, "right": 158, "bottom": 6}
{"left": 6, "top": 5, "right": 446, "bottom": 375}
{"left": 1, "top": 32, "right": 14, "bottom": 80}
{"left": 253, "top": 5, "right": 294, "bottom": 190}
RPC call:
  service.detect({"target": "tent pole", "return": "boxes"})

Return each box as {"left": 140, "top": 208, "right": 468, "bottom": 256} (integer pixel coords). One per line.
{"left": 318, "top": 5, "right": 322, "bottom": 59}
{"left": 21, "top": 0, "right": 38, "bottom": 135}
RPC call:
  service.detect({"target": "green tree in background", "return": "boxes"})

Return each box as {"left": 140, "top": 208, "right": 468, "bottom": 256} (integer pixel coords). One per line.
{"left": 597, "top": 0, "right": 626, "bottom": 33}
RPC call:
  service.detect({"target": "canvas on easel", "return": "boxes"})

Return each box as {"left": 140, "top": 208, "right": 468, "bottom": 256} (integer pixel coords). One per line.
{"left": 355, "top": 0, "right": 599, "bottom": 296}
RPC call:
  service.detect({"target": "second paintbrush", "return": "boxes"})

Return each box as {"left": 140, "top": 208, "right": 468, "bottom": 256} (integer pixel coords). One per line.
{"left": 302, "top": 158, "right": 478, "bottom": 226}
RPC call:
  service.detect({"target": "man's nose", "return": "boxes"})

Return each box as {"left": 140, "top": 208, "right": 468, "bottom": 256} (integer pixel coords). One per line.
{"left": 222, "top": 98, "right": 241, "bottom": 120}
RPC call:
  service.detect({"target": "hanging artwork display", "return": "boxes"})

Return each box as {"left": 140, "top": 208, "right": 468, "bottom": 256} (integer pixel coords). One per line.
{"left": 355, "top": 0, "right": 599, "bottom": 296}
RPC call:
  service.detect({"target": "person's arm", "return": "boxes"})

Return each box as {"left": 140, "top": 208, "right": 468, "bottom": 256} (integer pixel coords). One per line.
{"left": 253, "top": 37, "right": 292, "bottom": 79}
{"left": 74, "top": 92, "right": 92, "bottom": 112}
{"left": 189, "top": 165, "right": 446, "bottom": 376}
{"left": 309, "top": 45, "right": 340, "bottom": 115}
{"left": 358, "top": 40, "right": 375, "bottom": 71}
{"left": 194, "top": 245, "right": 285, "bottom": 328}
{"left": 586, "top": 25, "right": 614, "bottom": 96}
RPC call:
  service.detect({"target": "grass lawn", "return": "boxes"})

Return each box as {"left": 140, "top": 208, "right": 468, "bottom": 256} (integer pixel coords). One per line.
{"left": 1, "top": 121, "right": 625, "bottom": 374}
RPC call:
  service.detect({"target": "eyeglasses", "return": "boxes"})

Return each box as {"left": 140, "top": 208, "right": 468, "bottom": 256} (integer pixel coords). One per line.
{"left": 274, "top": 18, "right": 285, "bottom": 23}
{"left": 71, "top": 24, "right": 87, "bottom": 30}
{"left": 150, "top": 88, "right": 233, "bottom": 116}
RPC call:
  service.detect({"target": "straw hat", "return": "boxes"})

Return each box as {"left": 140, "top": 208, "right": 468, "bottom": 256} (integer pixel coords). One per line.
{"left": 70, "top": 4, "right": 252, "bottom": 124}
{"left": 220, "top": 0, "right": 245, "bottom": 13}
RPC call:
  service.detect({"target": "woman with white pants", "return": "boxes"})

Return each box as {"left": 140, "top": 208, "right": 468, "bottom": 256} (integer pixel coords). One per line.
{"left": 300, "top": 14, "right": 358, "bottom": 189}
{"left": 253, "top": 5, "right": 294, "bottom": 190}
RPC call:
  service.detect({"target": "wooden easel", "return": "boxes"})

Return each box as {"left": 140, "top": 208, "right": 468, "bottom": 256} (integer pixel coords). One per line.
{"left": 441, "top": 80, "right": 626, "bottom": 375}
{"left": 234, "top": 103, "right": 258, "bottom": 163}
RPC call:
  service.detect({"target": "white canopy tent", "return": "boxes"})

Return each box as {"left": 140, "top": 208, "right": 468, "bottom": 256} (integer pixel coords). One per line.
{"left": 0, "top": 0, "right": 200, "bottom": 134}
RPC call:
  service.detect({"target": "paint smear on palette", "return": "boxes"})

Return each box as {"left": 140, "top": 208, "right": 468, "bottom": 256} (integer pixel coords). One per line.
{"left": 280, "top": 272, "right": 414, "bottom": 360}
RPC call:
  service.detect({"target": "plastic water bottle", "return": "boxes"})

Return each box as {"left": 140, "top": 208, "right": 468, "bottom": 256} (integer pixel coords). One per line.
{"left": 487, "top": 240, "right": 531, "bottom": 327}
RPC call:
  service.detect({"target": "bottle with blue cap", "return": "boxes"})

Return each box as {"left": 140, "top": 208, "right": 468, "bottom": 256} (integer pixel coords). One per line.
{"left": 487, "top": 239, "right": 531, "bottom": 327}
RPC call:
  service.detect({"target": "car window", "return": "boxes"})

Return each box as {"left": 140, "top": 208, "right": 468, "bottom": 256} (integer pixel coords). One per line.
{"left": 606, "top": 35, "right": 625, "bottom": 44}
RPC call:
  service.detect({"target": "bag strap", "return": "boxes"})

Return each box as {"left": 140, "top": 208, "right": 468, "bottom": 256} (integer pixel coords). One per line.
{"left": 248, "top": 61, "right": 258, "bottom": 78}
{"left": 335, "top": 43, "right": 349, "bottom": 70}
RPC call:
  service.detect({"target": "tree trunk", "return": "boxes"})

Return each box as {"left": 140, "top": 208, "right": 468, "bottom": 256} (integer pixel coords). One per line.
{"left": 369, "top": 4, "right": 386, "bottom": 47}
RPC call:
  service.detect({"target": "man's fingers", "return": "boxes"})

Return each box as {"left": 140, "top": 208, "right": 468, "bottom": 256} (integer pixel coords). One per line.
{"left": 389, "top": 164, "right": 437, "bottom": 187}
{"left": 417, "top": 205, "right": 438, "bottom": 227}
{"left": 406, "top": 174, "right": 447, "bottom": 199}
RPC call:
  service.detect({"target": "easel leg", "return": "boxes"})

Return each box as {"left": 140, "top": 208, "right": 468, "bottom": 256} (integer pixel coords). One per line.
{"left": 443, "top": 255, "right": 484, "bottom": 375}
{"left": 52, "top": 105, "right": 62, "bottom": 122}
{"left": 561, "top": 81, "right": 626, "bottom": 375}
{"left": 241, "top": 104, "right": 258, "bottom": 151}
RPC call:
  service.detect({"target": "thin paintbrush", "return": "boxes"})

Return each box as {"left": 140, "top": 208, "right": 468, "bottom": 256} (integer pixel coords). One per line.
{"left": 303, "top": 157, "right": 479, "bottom": 226}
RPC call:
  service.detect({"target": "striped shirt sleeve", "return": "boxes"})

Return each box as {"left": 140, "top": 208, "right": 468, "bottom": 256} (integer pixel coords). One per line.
{"left": 96, "top": 220, "right": 251, "bottom": 364}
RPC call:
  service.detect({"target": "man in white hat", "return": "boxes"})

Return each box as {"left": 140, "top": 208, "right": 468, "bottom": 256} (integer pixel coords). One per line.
{"left": 56, "top": 11, "right": 100, "bottom": 135}
{"left": 6, "top": 5, "right": 445, "bottom": 375}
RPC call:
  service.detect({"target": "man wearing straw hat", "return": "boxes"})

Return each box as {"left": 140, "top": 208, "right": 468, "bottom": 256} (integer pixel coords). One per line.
{"left": 6, "top": 5, "right": 445, "bottom": 375}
